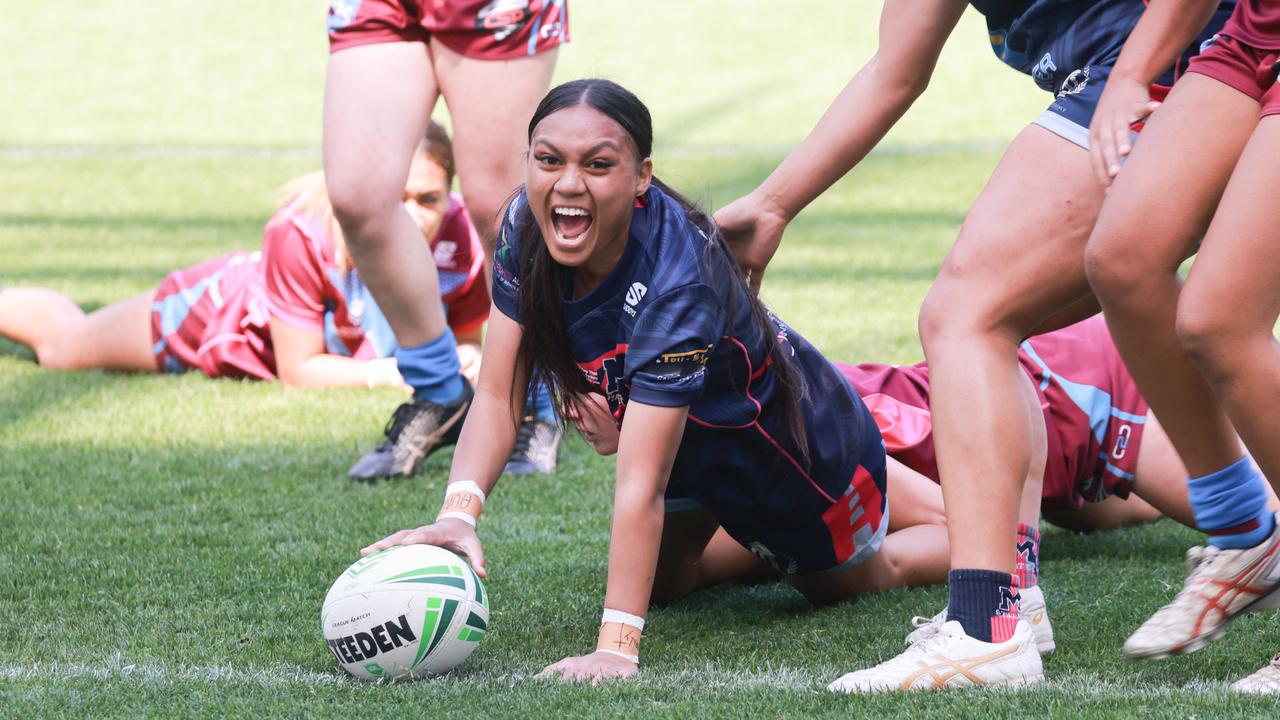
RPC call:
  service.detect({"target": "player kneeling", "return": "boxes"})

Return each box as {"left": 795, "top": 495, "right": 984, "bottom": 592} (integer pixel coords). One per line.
{"left": 363, "top": 78, "right": 1043, "bottom": 688}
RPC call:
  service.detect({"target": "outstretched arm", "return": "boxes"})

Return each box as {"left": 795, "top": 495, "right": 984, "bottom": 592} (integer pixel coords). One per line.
{"left": 714, "top": 0, "right": 969, "bottom": 286}
{"left": 539, "top": 401, "right": 688, "bottom": 684}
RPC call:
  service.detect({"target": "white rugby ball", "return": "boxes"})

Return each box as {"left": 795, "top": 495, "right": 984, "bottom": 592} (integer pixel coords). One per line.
{"left": 321, "top": 544, "right": 489, "bottom": 681}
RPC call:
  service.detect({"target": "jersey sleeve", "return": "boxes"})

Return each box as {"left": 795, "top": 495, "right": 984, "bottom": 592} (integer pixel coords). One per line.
{"left": 490, "top": 198, "right": 525, "bottom": 323}
{"left": 260, "top": 216, "right": 328, "bottom": 330}
{"left": 625, "top": 283, "right": 723, "bottom": 407}
{"left": 861, "top": 393, "right": 934, "bottom": 454}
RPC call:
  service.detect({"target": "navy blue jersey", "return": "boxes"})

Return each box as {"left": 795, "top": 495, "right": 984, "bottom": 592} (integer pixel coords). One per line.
{"left": 493, "top": 186, "right": 887, "bottom": 573}
{"left": 972, "top": 0, "right": 1234, "bottom": 93}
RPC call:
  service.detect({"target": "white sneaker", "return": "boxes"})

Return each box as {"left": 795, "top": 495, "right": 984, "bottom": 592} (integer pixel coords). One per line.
{"left": 1232, "top": 653, "right": 1280, "bottom": 694}
{"left": 903, "top": 585, "right": 1055, "bottom": 654}
{"left": 1124, "top": 515, "right": 1280, "bottom": 660}
{"left": 828, "top": 619, "right": 1043, "bottom": 693}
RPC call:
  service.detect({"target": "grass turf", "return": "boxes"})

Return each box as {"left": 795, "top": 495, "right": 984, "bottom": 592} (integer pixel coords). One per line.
{"left": 3, "top": 1, "right": 1279, "bottom": 717}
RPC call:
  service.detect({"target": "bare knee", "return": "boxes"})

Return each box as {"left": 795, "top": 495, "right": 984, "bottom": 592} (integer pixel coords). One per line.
{"left": 35, "top": 335, "right": 83, "bottom": 371}
{"left": 1085, "top": 226, "right": 1180, "bottom": 306}
{"left": 1175, "top": 296, "right": 1250, "bottom": 381}
{"left": 326, "top": 174, "right": 404, "bottom": 248}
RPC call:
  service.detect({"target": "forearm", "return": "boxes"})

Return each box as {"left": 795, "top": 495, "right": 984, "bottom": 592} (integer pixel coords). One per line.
{"left": 602, "top": 480, "right": 667, "bottom": 617}
{"left": 754, "top": 0, "right": 966, "bottom": 220}
{"left": 754, "top": 63, "right": 927, "bottom": 221}
{"left": 1110, "top": 0, "right": 1220, "bottom": 84}
{"left": 279, "top": 354, "right": 399, "bottom": 389}
{"left": 446, "top": 381, "right": 523, "bottom": 497}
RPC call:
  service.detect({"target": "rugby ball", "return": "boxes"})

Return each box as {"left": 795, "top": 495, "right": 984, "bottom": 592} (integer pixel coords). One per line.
{"left": 321, "top": 544, "right": 489, "bottom": 681}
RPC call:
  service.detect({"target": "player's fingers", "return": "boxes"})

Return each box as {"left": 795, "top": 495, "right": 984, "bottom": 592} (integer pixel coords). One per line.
{"left": 1089, "top": 126, "right": 1110, "bottom": 185}
{"left": 361, "top": 529, "right": 411, "bottom": 555}
{"left": 749, "top": 267, "right": 764, "bottom": 293}
{"left": 457, "top": 536, "right": 488, "bottom": 577}
{"left": 1115, "top": 116, "right": 1135, "bottom": 158}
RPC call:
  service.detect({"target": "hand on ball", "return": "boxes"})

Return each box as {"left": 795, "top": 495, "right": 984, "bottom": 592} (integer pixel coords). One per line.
{"left": 361, "top": 517, "right": 487, "bottom": 577}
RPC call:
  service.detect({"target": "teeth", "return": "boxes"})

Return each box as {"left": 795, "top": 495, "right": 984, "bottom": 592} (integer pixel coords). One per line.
{"left": 554, "top": 207, "right": 590, "bottom": 217}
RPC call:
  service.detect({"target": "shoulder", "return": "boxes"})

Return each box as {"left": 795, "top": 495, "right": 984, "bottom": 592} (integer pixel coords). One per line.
{"left": 263, "top": 202, "right": 335, "bottom": 265}
{"left": 633, "top": 186, "right": 714, "bottom": 295}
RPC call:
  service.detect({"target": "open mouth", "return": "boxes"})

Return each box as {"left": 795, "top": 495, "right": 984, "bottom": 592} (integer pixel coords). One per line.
{"left": 552, "top": 206, "right": 593, "bottom": 242}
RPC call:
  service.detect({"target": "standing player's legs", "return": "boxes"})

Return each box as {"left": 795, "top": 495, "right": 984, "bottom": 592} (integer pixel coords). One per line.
{"left": 0, "top": 288, "right": 156, "bottom": 372}
{"left": 917, "top": 125, "right": 1103, "bottom": 645}
{"left": 1085, "top": 73, "right": 1280, "bottom": 658}
{"left": 324, "top": 42, "right": 447, "bottom": 350}
{"left": 1177, "top": 116, "right": 1280, "bottom": 496}
{"left": 324, "top": 43, "right": 471, "bottom": 480}
{"left": 432, "top": 43, "right": 558, "bottom": 251}
{"left": 432, "top": 42, "right": 562, "bottom": 472}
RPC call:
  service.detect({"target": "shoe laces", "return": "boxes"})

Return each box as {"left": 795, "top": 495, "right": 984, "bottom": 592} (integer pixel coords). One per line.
{"left": 905, "top": 610, "right": 946, "bottom": 646}
{"left": 380, "top": 402, "right": 421, "bottom": 447}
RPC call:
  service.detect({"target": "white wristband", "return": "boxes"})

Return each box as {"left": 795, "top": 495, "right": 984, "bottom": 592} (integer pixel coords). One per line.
{"left": 437, "top": 511, "right": 477, "bottom": 527}
{"left": 445, "top": 481, "right": 486, "bottom": 504}
{"left": 596, "top": 648, "right": 639, "bottom": 664}
{"left": 602, "top": 608, "right": 646, "bottom": 631}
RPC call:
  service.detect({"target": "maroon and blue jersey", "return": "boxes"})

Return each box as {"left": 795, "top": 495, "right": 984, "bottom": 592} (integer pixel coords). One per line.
{"left": 840, "top": 316, "right": 1146, "bottom": 511}
{"left": 492, "top": 186, "right": 888, "bottom": 575}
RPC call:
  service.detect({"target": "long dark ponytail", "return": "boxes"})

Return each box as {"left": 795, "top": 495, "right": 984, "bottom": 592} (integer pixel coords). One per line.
{"left": 513, "top": 78, "right": 809, "bottom": 461}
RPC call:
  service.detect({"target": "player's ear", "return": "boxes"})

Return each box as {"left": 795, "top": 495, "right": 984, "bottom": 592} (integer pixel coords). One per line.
{"left": 635, "top": 157, "right": 653, "bottom": 197}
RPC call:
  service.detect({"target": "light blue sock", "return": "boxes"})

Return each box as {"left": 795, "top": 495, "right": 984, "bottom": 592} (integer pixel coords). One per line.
{"left": 525, "top": 380, "right": 557, "bottom": 423}
{"left": 396, "top": 331, "right": 465, "bottom": 404}
{"left": 1188, "top": 456, "right": 1275, "bottom": 549}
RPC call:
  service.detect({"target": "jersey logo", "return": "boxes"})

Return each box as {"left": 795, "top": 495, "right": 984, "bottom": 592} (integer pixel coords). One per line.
{"left": 623, "top": 282, "right": 647, "bottom": 317}
{"left": 1032, "top": 52, "right": 1057, "bottom": 88}
{"left": 625, "top": 282, "right": 647, "bottom": 307}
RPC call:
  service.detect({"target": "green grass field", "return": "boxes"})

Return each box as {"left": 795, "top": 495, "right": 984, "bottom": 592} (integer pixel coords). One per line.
{"left": 3, "top": 2, "right": 1279, "bottom": 717}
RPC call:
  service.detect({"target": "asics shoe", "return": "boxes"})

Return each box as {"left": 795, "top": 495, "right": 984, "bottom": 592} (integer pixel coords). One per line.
{"left": 829, "top": 619, "right": 1043, "bottom": 693}
{"left": 1123, "top": 514, "right": 1280, "bottom": 660}
{"left": 347, "top": 383, "right": 474, "bottom": 481}
{"left": 1232, "top": 653, "right": 1280, "bottom": 694}
{"left": 904, "top": 585, "right": 1055, "bottom": 655}
{"left": 503, "top": 417, "right": 563, "bottom": 475}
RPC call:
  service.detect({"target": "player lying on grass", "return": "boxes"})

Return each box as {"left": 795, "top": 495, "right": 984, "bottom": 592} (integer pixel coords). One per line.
{"left": 364, "top": 78, "right": 968, "bottom": 684}
{"left": 0, "top": 122, "right": 488, "bottom": 388}
{"left": 568, "top": 315, "right": 1269, "bottom": 655}
{"left": 714, "top": 0, "right": 1236, "bottom": 693}
{"left": 1084, "top": 0, "right": 1280, "bottom": 691}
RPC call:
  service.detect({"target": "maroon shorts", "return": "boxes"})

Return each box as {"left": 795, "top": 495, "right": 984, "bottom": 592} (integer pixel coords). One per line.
{"left": 328, "top": 0, "right": 568, "bottom": 59}
{"left": 1187, "top": 34, "right": 1280, "bottom": 118}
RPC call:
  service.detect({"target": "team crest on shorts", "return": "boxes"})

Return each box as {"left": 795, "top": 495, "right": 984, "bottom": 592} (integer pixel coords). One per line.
{"left": 1057, "top": 66, "right": 1090, "bottom": 98}
{"left": 328, "top": 0, "right": 363, "bottom": 31}
{"left": 476, "top": 0, "right": 532, "bottom": 42}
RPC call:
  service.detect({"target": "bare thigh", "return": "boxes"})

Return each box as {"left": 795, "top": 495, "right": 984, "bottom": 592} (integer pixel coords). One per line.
{"left": 47, "top": 292, "right": 157, "bottom": 372}
{"left": 650, "top": 509, "right": 720, "bottom": 605}
{"left": 433, "top": 43, "right": 558, "bottom": 248}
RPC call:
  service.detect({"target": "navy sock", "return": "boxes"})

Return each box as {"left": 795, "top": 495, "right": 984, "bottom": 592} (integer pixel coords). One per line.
{"left": 396, "top": 332, "right": 465, "bottom": 404}
{"left": 946, "top": 569, "right": 1020, "bottom": 643}
{"left": 1188, "top": 456, "right": 1275, "bottom": 549}
{"left": 525, "top": 380, "right": 557, "bottom": 423}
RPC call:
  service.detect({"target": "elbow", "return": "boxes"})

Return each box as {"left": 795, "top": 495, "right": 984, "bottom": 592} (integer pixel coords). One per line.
{"left": 867, "top": 55, "right": 931, "bottom": 105}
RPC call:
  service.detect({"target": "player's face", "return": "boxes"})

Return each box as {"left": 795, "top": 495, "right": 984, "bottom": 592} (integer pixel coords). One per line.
{"left": 403, "top": 151, "right": 450, "bottom": 244}
{"left": 526, "top": 105, "right": 652, "bottom": 285}
{"left": 566, "top": 393, "right": 619, "bottom": 456}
